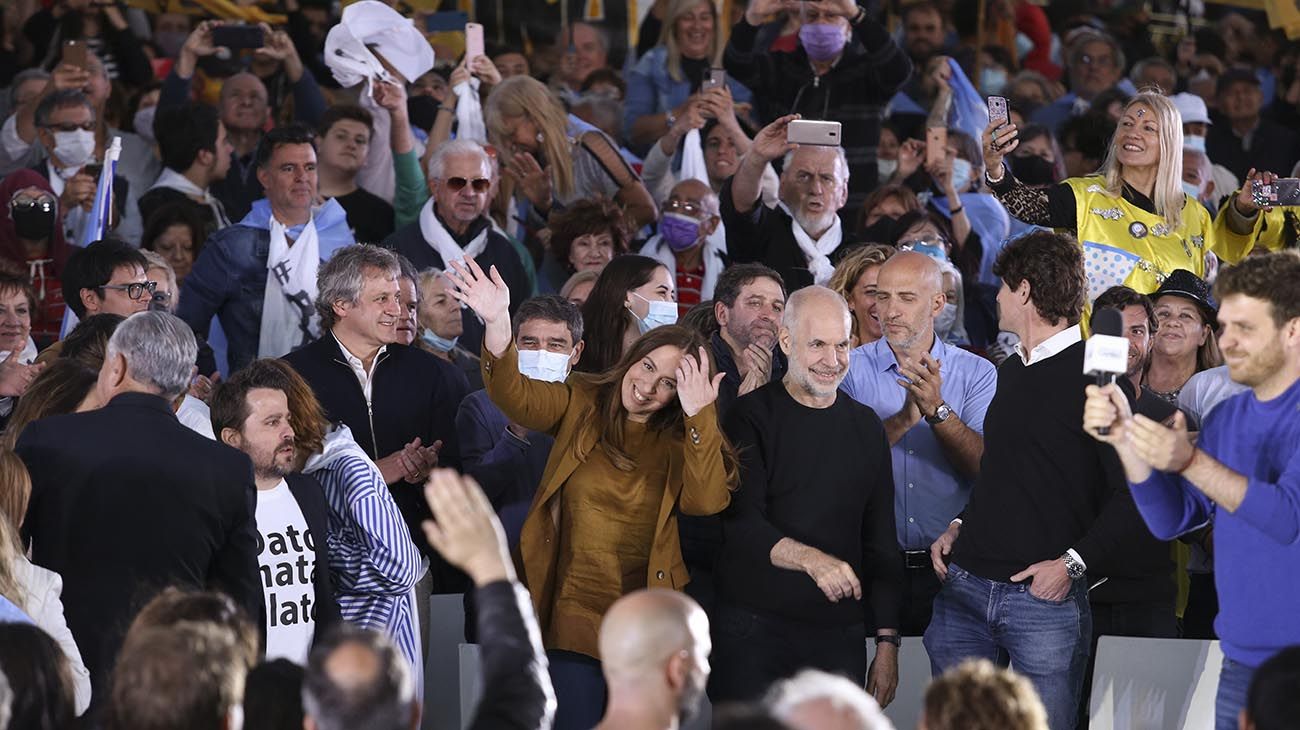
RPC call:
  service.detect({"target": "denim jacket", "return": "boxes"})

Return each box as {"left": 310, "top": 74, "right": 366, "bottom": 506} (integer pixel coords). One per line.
{"left": 176, "top": 223, "right": 272, "bottom": 374}
{"left": 623, "top": 45, "right": 753, "bottom": 151}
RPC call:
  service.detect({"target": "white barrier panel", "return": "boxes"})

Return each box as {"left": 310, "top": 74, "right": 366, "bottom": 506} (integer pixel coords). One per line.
{"left": 1089, "top": 637, "right": 1222, "bottom": 730}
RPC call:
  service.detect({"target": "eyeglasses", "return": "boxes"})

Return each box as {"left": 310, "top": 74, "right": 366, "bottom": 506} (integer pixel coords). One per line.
{"left": 9, "top": 194, "right": 55, "bottom": 213}
{"left": 444, "top": 177, "right": 491, "bottom": 193}
{"left": 1078, "top": 54, "right": 1116, "bottom": 69}
{"left": 663, "top": 199, "right": 706, "bottom": 216}
{"left": 42, "top": 121, "right": 96, "bottom": 133}
{"left": 100, "top": 281, "right": 158, "bottom": 300}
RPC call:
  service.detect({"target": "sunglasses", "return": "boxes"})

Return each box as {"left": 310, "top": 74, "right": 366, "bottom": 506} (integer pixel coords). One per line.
{"left": 9, "top": 195, "right": 55, "bottom": 213}
{"left": 444, "top": 177, "right": 491, "bottom": 193}
{"left": 100, "top": 281, "right": 158, "bottom": 301}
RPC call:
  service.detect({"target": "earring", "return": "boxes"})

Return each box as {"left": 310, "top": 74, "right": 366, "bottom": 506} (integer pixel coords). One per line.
{"left": 536, "top": 132, "right": 544, "bottom": 144}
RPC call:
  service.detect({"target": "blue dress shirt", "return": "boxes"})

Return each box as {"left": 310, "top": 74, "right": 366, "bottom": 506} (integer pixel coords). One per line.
{"left": 840, "top": 335, "right": 997, "bottom": 550}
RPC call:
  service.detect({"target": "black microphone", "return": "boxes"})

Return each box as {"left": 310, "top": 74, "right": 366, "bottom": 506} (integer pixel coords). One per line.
{"left": 1084, "top": 308, "right": 1129, "bottom": 436}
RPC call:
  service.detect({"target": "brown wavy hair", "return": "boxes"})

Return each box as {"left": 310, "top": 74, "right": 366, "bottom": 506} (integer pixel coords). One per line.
{"left": 576, "top": 324, "right": 739, "bottom": 488}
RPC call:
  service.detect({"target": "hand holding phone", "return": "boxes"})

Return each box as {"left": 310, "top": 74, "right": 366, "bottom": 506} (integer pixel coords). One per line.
{"left": 987, "top": 95, "right": 1009, "bottom": 129}
{"left": 211, "top": 24, "right": 265, "bottom": 51}
{"left": 787, "top": 119, "right": 842, "bottom": 146}
{"left": 1251, "top": 177, "right": 1300, "bottom": 207}
{"left": 62, "top": 41, "right": 88, "bottom": 70}
{"left": 925, "top": 127, "right": 948, "bottom": 167}
{"left": 465, "top": 22, "right": 484, "bottom": 63}
{"left": 702, "top": 68, "right": 726, "bottom": 92}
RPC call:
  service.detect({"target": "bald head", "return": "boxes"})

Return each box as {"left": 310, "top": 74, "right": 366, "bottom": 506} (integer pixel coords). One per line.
{"left": 783, "top": 285, "right": 852, "bottom": 339}
{"left": 303, "top": 628, "right": 416, "bottom": 730}
{"left": 878, "top": 251, "right": 943, "bottom": 297}
{"left": 668, "top": 178, "right": 719, "bottom": 217}
{"left": 600, "top": 589, "right": 708, "bottom": 680}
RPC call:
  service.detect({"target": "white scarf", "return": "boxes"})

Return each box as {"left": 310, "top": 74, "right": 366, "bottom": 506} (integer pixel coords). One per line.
{"left": 780, "top": 202, "right": 842, "bottom": 286}
{"left": 680, "top": 128, "right": 709, "bottom": 185}
{"left": 259, "top": 214, "right": 321, "bottom": 358}
{"left": 453, "top": 77, "right": 488, "bottom": 144}
{"left": 639, "top": 228, "right": 727, "bottom": 302}
{"left": 418, "top": 198, "right": 489, "bottom": 268}
{"left": 148, "top": 167, "right": 232, "bottom": 228}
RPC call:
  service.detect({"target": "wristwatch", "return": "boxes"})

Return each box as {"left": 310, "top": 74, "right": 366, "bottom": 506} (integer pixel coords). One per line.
{"left": 925, "top": 402, "right": 953, "bottom": 425}
{"left": 1061, "top": 552, "right": 1086, "bottom": 580}
{"left": 874, "top": 634, "right": 901, "bottom": 647}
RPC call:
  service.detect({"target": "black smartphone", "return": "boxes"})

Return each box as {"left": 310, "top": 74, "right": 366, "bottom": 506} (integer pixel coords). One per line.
{"left": 1251, "top": 178, "right": 1300, "bottom": 207}
{"left": 212, "top": 25, "right": 265, "bottom": 50}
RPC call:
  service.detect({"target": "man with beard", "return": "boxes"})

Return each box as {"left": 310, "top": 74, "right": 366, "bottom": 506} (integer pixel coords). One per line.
{"left": 1084, "top": 251, "right": 1300, "bottom": 730}
{"left": 591, "top": 589, "right": 711, "bottom": 730}
{"left": 210, "top": 359, "right": 342, "bottom": 664}
{"left": 723, "top": 116, "right": 855, "bottom": 292}
{"left": 710, "top": 286, "right": 902, "bottom": 707}
{"left": 709, "top": 263, "right": 788, "bottom": 418}
{"left": 840, "top": 251, "right": 995, "bottom": 636}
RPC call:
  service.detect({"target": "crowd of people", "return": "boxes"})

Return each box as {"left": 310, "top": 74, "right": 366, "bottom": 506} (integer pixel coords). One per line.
{"left": 1, "top": 0, "right": 1300, "bottom": 729}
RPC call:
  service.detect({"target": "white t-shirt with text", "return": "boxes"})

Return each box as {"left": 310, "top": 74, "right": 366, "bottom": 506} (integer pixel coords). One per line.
{"left": 256, "top": 479, "right": 318, "bottom": 664}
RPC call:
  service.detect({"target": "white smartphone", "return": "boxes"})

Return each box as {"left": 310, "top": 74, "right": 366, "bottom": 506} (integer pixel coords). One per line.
{"left": 786, "top": 119, "right": 842, "bottom": 146}
{"left": 465, "top": 22, "right": 484, "bottom": 63}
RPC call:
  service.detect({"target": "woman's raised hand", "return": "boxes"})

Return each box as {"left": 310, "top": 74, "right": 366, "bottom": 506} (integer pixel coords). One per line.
{"left": 982, "top": 117, "right": 1018, "bottom": 178}
{"left": 445, "top": 256, "right": 510, "bottom": 325}
{"left": 675, "top": 346, "right": 725, "bottom": 418}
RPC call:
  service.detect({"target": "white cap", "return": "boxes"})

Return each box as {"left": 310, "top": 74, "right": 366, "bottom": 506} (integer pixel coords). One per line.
{"left": 1172, "top": 92, "right": 1212, "bottom": 126}
{"left": 324, "top": 1, "right": 435, "bottom": 87}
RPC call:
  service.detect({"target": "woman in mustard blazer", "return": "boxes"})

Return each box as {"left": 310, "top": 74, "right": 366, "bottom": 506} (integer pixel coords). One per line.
{"left": 448, "top": 256, "right": 739, "bottom": 730}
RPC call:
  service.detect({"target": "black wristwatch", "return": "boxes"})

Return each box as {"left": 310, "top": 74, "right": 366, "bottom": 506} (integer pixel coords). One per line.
{"left": 925, "top": 402, "right": 953, "bottom": 425}
{"left": 874, "top": 634, "right": 901, "bottom": 647}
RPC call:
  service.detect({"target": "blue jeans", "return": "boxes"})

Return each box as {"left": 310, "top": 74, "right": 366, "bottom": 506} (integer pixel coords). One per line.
{"left": 923, "top": 563, "right": 1092, "bottom": 729}
{"left": 546, "top": 650, "right": 606, "bottom": 730}
{"left": 1215, "top": 658, "right": 1254, "bottom": 730}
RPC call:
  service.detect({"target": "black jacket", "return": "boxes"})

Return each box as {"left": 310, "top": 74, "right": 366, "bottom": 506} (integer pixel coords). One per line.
{"left": 282, "top": 473, "right": 343, "bottom": 636}
{"left": 17, "top": 392, "right": 262, "bottom": 705}
{"left": 381, "top": 213, "right": 530, "bottom": 356}
{"left": 724, "top": 13, "right": 912, "bottom": 210}
{"left": 465, "top": 580, "right": 556, "bottom": 730}
{"left": 282, "top": 335, "right": 470, "bottom": 589}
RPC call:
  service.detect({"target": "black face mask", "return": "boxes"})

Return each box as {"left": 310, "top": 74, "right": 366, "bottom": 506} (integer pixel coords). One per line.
{"left": 407, "top": 95, "right": 439, "bottom": 133}
{"left": 1012, "top": 154, "right": 1057, "bottom": 186}
{"left": 859, "top": 215, "right": 900, "bottom": 245}
{"left": 10, "top": 203, "right": 56, "bottom": 241}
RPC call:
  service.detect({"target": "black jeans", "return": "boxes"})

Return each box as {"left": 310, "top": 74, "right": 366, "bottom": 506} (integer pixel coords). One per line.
{"left": 899, "top": 563, "right": 943, "bottom": 636}
{"left": 708, "top": 602, "right": 866, "bottom": 704}
{"left": 1183, "top": 572, "right": 1219, "bottom": 640}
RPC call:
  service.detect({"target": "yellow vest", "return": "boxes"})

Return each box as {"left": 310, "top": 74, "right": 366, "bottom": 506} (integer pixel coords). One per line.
{"left": 1252, "top": 208, "right": 1296, "bottom": 254}
{"left": 1065, "top": 177, "right": 1260, "bottom": 299}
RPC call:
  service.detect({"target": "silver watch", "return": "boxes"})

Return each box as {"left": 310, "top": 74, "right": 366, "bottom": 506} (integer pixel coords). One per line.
{"left": 1061, "top": 552, "right": 1085, "bottom": 580}
{"left": 925, "top": 403, "right": 953, "bottom": 425}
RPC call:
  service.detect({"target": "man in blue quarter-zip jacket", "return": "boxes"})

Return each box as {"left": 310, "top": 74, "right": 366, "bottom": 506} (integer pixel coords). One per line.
{"left": 1085, "top": 251, "right": 1300, "bottom": 730}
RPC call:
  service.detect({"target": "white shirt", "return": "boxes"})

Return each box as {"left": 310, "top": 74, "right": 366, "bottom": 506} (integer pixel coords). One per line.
{"left": 256, "top": 478, "right": 317, "bottom": 664}
{"left": 176, "top": 395, "right": 215, "bottom": 440}
{"left": 332, "top": 333, "right": 385, "bottom": 402}
{"left": 1014, "top": 325, "right": 1082, "bottom": 366}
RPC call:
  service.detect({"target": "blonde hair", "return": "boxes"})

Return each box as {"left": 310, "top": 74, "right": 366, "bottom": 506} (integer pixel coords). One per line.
{"left": 1098, "top": 91, "right": 1186, "bottom": 233}
{"left": 659, "top": 0, "right": 724, "bottom": 83}
{"left": 923, "top": 659, "right": 1049, "bottom": 730}
{"left": 486, "top": 75, "right": 576, "bottom": 199}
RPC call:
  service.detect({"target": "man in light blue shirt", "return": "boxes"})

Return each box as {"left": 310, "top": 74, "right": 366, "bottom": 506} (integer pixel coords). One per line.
{"left": 840, "top": 251, "right": 996, "bottom": 635}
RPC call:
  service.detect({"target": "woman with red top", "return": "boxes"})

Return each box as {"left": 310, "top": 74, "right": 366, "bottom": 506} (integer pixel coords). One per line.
{"left": 0, "top": 171, "right": 73, "bottom": 349}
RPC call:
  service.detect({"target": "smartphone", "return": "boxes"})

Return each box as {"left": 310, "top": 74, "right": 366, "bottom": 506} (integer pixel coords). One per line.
{"left": 465, "top": 22, "right": 484, "bottom": 63}
{"left": 787, "top": 119, "right": 841, "bottom": 146}
{"left": 703, "top": 68, "right": 726, "bottom": 92}
{"left": 211, "top": 24, "right": 265, "bottom": 50}
{"left": 1251, "top": 177, "right": 1300, "bottom": 207}
{"left": 926, "top": 126, "right": 949, "bottom": 167}
{"left": 62, "top": 40, "right": 87, "bottom": 70}
{"left": 82, "top": 163, "right": 104, "bottom": 179}
{"left": 988, "top": 95, "right": 1009, "bottom": 129}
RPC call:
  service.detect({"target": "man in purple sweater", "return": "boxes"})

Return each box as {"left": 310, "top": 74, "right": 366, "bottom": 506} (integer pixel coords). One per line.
{"left": 1084, "top": 251, "right": 1300, "bottom": 730}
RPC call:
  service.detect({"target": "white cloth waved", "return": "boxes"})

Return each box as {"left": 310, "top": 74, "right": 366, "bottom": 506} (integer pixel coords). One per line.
{"left": 453, "top": 76, "right": 488, "bottom": 144}
{"left": 259, "top": 213, "right": 321, "bottom": 358}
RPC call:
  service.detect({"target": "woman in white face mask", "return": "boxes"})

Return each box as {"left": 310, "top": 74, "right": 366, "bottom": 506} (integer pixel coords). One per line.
{"left": 575, "top": 255, "right": 677, "bottom": 374}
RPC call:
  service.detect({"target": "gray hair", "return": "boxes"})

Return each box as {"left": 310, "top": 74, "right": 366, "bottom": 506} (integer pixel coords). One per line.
{"left": 34, "top": 89, "right": 95, "bottom": 128}
{"left": 1067, "top": 30, "right": 1126, "bottom": 74}
{"left": 781, "top": 145, "right": 851, "bottom": 187}
{"left": 767, "top": 669, "right": 892, "bottom": 730}
{"left": 105, "top": 312, "right": 198, "bottom": 401}
{"left": 8, "top": 68, "right": 50, "bottom": 109}
{"left": 427, "top": 138, "right": 492, "bottom": 181}
{"left": 781, "top": 285, "right": 850, "bottom": 336}
{"left": 139, "top": 250, "right": 178, "bottom": 310}
{"left": 1130, "top": 56, "right": 1176, "bottom": 90}
{"left": 1183, "top": 147, "right": 1212, "bottom": 178}
{"left": 315, "top": 245, "right": 401, "bottom": 331}
{"left": 395, "top": 253, "right": 419, "bottom": 293}
{"left": 303, "top": 626, "right": 414, "bottom": 730}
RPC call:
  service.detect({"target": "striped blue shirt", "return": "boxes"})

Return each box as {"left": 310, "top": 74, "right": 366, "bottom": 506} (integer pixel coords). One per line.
{"left": 305, "top": 428, "right": 422, "bottom": 684}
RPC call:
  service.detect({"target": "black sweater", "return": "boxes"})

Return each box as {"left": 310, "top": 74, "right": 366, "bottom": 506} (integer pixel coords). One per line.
{"left": 716, "top": 382, "right": 902, "bottom": 628}
{"left": 951, "top": 340, "right": 1156, "bottom": 590}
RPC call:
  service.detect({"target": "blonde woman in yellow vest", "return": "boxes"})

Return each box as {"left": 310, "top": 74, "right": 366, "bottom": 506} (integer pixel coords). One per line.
{"left": 980, "top": 91, "right": 1267, "bottom": 302}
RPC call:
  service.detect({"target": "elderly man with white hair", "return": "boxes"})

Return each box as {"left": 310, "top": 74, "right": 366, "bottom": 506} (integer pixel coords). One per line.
{"left": 383, "top": 138, "right": 531, "bottom": 355}
{"left": 767, "top": 669, "right": 894, "bottom": 730}
{"left": 16, "top": 311, "right": 261, "bottom": 706}
{"left": 711, "top": 286, "right": 903, "bottom": 707}
{"left": 722, "top": 115, "right": 853, "bottom": 292}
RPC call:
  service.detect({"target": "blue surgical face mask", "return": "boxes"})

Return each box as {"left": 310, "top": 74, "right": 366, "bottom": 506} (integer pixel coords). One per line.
{"left": 1182, "top": 180, "right": 1203, "bottom": 201}
{"left": 629, "top": 292, "right": 678, "bottom": 334}
{"left": 1014, "top": 32, "right": 1035, "bottom": 61}
{"left": 1184, "top": 135, "right": 1207, "bottom": 153}
{"left": 949, "top": 158, "right": 973, "bottom": 193}
{"left": 935, "top": 302, "right": 959, "bottom": 339}
{"left": 979, "top": 67, "right": 1009, "bottom": 97}
{"left": 517, "top": 347, "right": 572, "bottom": 382}
{"left": 420, "top": 329, "right": 458, "bottom": 353}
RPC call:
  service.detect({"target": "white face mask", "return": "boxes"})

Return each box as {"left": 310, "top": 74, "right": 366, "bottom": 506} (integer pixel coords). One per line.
{"left": 1182, "top": 180, "right": 1204, "bottom": 201}
{"left": 629, "top": 292, "right": 678, "bottom": 333}
{"left": 1184, "top": 135, "right": 1207, "bottom": 153}
{"left": 877, "top": 157, "right": 899, "bottom": 183}
{"left": 935, "top": 302, "right": 959, "bottom": 338}
{"left": 517, "top": 347, "right": 573, "bottom": 382}
{"left": 52, "top": 129, "right": 96, "bottom": 170}
{"left": 949, "top": 158, "right": 973, "bottom": 193}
